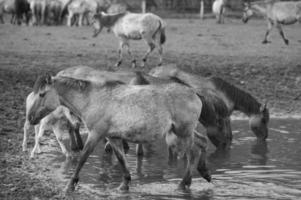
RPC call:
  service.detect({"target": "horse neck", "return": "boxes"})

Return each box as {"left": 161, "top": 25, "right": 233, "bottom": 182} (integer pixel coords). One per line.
{"left": 210, "top": 77, "right": 261, "bottom": 116}
{"left": 251, "top": 4, "right": 267, "bottom": 15}
{"left": 101, "top": 12, "right": 126, "bottom": 28}
{"left": 53, "top": 82, "right": 90, "bottom": 119}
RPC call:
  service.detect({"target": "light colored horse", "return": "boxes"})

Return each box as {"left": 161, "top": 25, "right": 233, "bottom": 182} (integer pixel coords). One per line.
{"left": 242, "top": 0, "right": 301, "bottom": 45}
{"left": 67, "top": 0, "right": 99, "bottom": 26}
{"left": 92, "top": 12, "right": 166, "bottom": 68}
{"left": 58, "top": 65, "right": 230, "bottom": 151}
{"left": 212, "top": 0, "right": 226, "bottom": 24}
{"left": 28, "top": 73, "right": 210, "bottom": 192}
{"left": 23, "top": 92, "right": 83, "bottom": 158}
{"left": 28, "top": 0, "right": 47, "bottom": 25}
{"left": 150, "top": 64, "right": 270, "bottom": 142}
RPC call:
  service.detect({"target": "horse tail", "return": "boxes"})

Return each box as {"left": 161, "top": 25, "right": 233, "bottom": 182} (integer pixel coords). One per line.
{"left": 153, "top": 19, "right": 166, "bottom": 45}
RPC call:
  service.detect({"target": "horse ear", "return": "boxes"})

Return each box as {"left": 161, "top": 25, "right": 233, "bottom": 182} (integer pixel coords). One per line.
{"left": 260, "top": 100, "right": 268, "bottom": 112}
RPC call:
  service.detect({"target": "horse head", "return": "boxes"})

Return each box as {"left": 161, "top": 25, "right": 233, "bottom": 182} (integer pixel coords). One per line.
{"left": 149, "top": 64, "right": 179, "bottom": 78}
{"left": 249, "top": 101, "right": 269, "bottom": 141}
{"left": 242, "top": 2, "right": 253, "bottom": 23}
{"left": 28, "top": 74, "right": 60, "bottom": 125}
{"left": 91, "top": 12, "right": 105, "bottom": 37}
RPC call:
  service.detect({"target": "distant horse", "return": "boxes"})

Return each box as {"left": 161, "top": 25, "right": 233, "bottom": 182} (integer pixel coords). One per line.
{"left": 0, "top": 0, "right": 30, "bottom": 25}
{"left": 67, "top": 0, "right": 99, "bottom": 27}
{"left": 92, "top": 12, "right": 166, "bottom": 68}
{"left": 242, "top": 0, "right": 301, "bottom": 45}
{"left": 58, "top": 65, "right": 230, "bottom": 150}
{"left": 212, "top": 0, "right": 226, "bottom": 24}
{"left": 150, "top": 65, "right": 270, "bottom": 142}
{"left": 23, "top": 92, "right": 83, "bottom": 158}
{"left": 28, "top": 0, "right": 47, "bottom": 25}
{"left": 28, "top": 73, "right": 211, "bottom": 192}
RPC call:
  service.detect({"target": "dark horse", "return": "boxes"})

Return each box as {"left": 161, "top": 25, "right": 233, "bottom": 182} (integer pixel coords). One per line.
{"left": 14, "top": 0, "right": 30, "bottom": 25}
{"left": 150, "top": 65, "right": 270, "bottom": 144}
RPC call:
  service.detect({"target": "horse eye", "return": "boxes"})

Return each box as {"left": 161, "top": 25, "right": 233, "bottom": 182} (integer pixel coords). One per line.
{"left": 39, "top": 92, "right": 46, "bottom": 98}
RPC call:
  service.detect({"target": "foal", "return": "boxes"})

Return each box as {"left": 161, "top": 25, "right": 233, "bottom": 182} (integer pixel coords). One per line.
{"left": 92, "top": 11, "right": 166, "bottom": 67}
{"left": 23, "top": 92, "right": 83, "bottom": 158}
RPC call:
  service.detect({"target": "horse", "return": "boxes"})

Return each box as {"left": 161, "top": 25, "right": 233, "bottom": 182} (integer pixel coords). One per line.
{"left": 212, "top": 0, "right": 226, "bottom": 24}
{"left": 57, "top": 65, "right": 230, "bottom": 151}
{"left": 67, "top": 0, "right": 99, "bottom": 27}
{"left": 149, "top": 64, "right": 270, "bottom": 142}
{"left": 92, "top": 11, "right": 166, "bottom": 68}
{"left": 242, "top": 0, "right": 301, "bottom": 45}
{"left": 23, "top": 92, "right": 83, "bottom": 158}
{"left": 28, "top": 73, "right": 211, "bottom": 192}
{"left": 0, "top": 0, "right": 30, "bottom": 25}
{"left": 28, "top": 0, "right": 47, "bottom": 25}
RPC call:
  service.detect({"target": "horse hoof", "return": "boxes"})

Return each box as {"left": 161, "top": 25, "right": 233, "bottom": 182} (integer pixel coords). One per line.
{"left": 285, "top": 40, "right": 289, "bottom": 45}
{"left": 262, "top": 40, "right": 270, "bottom": 44}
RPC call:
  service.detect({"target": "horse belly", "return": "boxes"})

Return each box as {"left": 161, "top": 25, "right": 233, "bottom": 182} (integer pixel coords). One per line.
{"left": 278, "top": 16, "right": 297, "bottom": 25}
{"left": 108, "top": 105, "right": 170, "bottom": 143}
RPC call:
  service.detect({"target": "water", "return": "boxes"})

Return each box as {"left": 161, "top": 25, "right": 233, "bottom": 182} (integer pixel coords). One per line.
{"left": 46, "top": 119, "right": 301, "bottom": 199}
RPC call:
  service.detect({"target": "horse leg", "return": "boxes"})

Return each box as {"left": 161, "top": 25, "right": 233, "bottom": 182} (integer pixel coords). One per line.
{"left": 107, "top": 138, "right": 131, "bottom": 191}
{"left": 136, "top": 144, "right": 143, "bottom": 157}
{"left": 67, "top": 11, "right": 73, "bottom": 26}
{"left": 53, "top": 125, "right": 72, "bottom": 158}
{"left": 115, "top": 39, "right": 126, "bottom": 67}
{"left": 194, "top": 130, "right": 211, "bottom": 182}
{"left": 276, "top": 23, "right": 289, "bottom": 45}
{"left": 22, "top": 120, "right": 31, "bottom": 151}
{"left": 124, "top": 42, "right": 136, "bottom": 68}
{"left": 142, "top": 39, "right": 155, "bottom": 67}
{"left": 223, "top": 117, "right": 232, "bottom": 149}
{"left": 78, "top": 13, "right": 83, "bottom": 27}
{"left": 178, "top": 138, "right": 194, "bottom": 190}
{"left": 262, "top": 20, "right": 273, "bottom": 44}
{"left": 65, "top": 129, "right": 104, "bottom": 193}
{"left": 30, "top": 123, "right": 44, "bottom": 158}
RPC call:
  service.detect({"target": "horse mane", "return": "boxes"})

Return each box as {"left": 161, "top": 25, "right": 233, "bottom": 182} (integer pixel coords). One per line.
{"left": 100, "top": 11, "right": 127, "bottom": 27}
{"left": 33, "top": 75, "right": 50, "bottom": 94}
{"left": 209, "top": 76, "right": 261, "bottom": 114}
{"left": 55, "top": 76, "right": 91, "bottom": 91}
{"left": 198, "top": 92, "right": 229, "bottom": 127}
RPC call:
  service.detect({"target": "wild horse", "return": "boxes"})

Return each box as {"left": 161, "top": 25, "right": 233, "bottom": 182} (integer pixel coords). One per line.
{"left": 92, "top": 11, "right": 166, "bottom": 67}
{"left": 242, "top": 0, "right": 301, "bottom": 45}
{"left": 58, "top": 65, "right": 230, "bottom": 151}
{"left": 150, "top": 64, "right": 269, "bottom": 144}
{"left": 28, "top": 73, "right": 211, "bottom": 192}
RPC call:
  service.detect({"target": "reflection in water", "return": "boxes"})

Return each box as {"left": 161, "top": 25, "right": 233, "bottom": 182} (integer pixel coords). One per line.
{"left": 250, "top": 140, "right": 268, "bottom": 165}
{"left": 45, "top": 119, "right": 301, "bottom": 199}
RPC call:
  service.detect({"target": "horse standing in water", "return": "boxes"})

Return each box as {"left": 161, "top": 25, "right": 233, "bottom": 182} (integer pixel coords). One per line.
{"left": 57, "top": 65, "right": 230, "bottom": 151}
{"left": 242, "top": 0, "right": 301, "bottom": 45}
{"left": 28, "top": 74, "right": 211, "bottom": 192}
{"left": 23, "top": 92, "right": 83, "bottom": 158}
{"left": 212, "top": 0, "right": 226, "bottom": 24}
{"left": 92, "top": 11, "right": 166, "bottom": 68}
{"left": 150, "top": 65, "right": 270, "bottom": 144}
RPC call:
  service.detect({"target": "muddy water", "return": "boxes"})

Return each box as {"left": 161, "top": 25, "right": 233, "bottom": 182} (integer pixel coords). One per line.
{"left": 44, "top": 119, "right": 301, "bottom": 199}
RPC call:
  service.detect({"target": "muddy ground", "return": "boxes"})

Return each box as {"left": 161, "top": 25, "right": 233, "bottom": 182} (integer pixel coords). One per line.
{"left": 0, "top": 18, "right": 300, "bottom": 199}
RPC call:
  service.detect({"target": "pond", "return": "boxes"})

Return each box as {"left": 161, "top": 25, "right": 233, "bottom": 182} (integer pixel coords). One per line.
{"left": 45, "top": 118, "right": 301, "bottom": 200}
